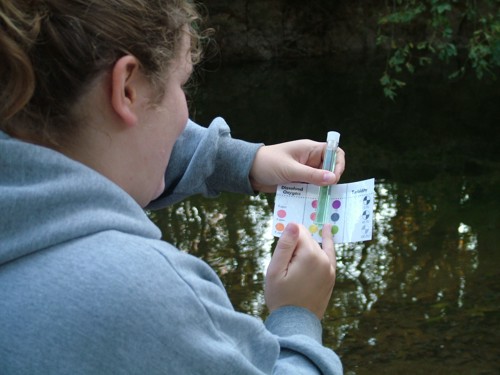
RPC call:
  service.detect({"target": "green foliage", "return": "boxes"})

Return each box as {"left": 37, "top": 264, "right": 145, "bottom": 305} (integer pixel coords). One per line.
{"left": 377, "top": 0, "right": 500, "bottom": 99}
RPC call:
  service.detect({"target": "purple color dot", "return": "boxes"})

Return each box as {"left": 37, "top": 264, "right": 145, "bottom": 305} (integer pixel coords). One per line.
{"left": 332, "top": 200, "right": 341, "bottom": 209}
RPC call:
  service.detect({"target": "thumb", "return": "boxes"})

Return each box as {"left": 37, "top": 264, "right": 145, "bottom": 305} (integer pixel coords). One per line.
{"left": 288, "top": 164, "right": 336, "bottom": 186}
{"left": 268, "top": 223, "right": 300, "bottom": 276}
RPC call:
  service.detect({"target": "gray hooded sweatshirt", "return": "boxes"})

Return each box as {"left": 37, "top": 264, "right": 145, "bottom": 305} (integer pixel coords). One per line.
{"left": 0, "top": 118, "right": 342, "bottom": 374}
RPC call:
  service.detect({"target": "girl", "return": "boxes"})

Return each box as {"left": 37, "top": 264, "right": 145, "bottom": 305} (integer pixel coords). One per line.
{"left": 0, "top": 1, "right": 344, "bottom": 373}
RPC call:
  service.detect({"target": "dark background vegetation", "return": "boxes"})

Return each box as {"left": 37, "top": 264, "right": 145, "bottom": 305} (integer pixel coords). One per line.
{"left": 200, "top": 0, "right": 500, "bottom": 98}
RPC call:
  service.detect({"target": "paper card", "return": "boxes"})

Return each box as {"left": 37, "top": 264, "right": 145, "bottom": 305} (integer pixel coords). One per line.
{"left": 272, "top": 178, "right": 375, "bottom": 243}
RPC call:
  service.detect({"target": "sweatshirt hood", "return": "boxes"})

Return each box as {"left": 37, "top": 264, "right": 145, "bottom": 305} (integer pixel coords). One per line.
{"left": 0, "top": 131, "right": 161, "bottom": 266}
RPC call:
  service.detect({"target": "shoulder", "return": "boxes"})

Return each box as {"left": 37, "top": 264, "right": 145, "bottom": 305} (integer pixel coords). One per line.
{"left": 0, "top": 230, "right": 243, "bottom": 372}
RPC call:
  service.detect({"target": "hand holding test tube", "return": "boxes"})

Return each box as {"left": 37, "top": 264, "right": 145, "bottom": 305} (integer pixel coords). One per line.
{"left": 314, "top": 131, "right": 341, "bottom": 225}
{"left": 272, "top": 132, "right": 374, "bottom": 243}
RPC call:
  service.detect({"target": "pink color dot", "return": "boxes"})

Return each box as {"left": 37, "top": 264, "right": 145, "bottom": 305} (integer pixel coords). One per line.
{"left": 277, "top": 210, "right": 287, "bottom": 218}
{"left": 311, "top": 200, "right": 318, "bottom": 209}
{"left": 310, "top": 212, "right": 316, "bottom": 221}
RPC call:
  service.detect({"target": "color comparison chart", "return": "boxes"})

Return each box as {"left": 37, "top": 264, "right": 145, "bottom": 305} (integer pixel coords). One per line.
{"left": 272, "top": 178, "right": 375, "bottom": 243}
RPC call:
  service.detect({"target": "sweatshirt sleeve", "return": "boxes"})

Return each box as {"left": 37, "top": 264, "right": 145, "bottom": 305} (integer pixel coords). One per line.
{"left": 265, "top": 306, "right": 343, "bottom": 374}
{"left": 154, "top": 243, "right": 344, "bottom": 375}
{"left": 148, "top": 117, "right": 263, "bottom": 209}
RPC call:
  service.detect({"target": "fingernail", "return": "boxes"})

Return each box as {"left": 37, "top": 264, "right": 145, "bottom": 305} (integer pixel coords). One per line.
{"left": 323, "top": 171, "right": 336, "bottom": 182}
{"left": 284, "top": 223, "right": 298, "bottom": 236}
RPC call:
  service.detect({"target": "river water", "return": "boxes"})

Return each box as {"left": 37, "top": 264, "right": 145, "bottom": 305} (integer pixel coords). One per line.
{"left": 151, "top": 56, "right": 500, "bottom": 374}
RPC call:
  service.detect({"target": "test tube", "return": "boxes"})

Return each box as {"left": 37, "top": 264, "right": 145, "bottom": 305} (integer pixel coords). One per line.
{"left": 314, "top": 131, "right": 340, "bottom": 225}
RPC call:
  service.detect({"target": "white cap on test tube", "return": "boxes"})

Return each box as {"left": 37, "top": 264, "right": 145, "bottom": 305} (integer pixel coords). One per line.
{"left": 327, "top": 131, "right": 340, "bottom": 144}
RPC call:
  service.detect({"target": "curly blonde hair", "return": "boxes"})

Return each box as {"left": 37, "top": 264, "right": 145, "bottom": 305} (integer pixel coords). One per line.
{"left": 0, "top": 0, "right": 204, "bottom": 144}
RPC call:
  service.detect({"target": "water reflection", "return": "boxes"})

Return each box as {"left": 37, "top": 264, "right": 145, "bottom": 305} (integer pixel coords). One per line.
{"left": 330, "top": 174, "right": 499, "bottom": 374}
{"left": 151, "top": 171, "right": 499, "bottom": 373}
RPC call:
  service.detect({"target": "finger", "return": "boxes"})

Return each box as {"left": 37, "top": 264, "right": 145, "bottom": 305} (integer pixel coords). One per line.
{"left": 268, "top": 223, "right": 300, "bottom": 276}
{"left": 287, "top": 164, "right": 336, "bottom": 186}
{"left": 333, "top": 148, "right": 345, "bottom": 182}
{"left": 321, "top": 224, "right": 336, "bottom": 266}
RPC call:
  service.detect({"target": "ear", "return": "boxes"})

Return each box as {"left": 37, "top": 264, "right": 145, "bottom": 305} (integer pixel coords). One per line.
{"left": 110, "top": 55, "right": 142, "bottom": 127}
